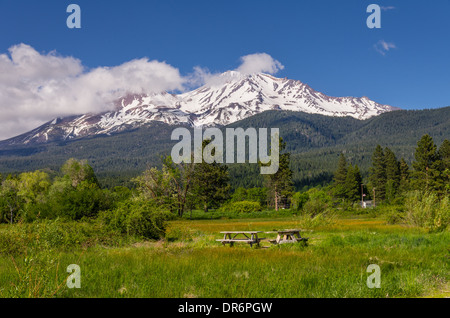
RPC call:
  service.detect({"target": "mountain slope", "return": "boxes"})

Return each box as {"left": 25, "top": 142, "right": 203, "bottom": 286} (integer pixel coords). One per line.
{"left": 0, "top": 72, "right": 397, "bottom": 147}
{"left": 0, "top": 107, "right": 448, "bottom": 189}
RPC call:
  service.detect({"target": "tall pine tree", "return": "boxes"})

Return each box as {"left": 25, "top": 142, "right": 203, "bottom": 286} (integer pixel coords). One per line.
{"left": 384, "top": 147, "right": 400, "bottom": 201}
{"left": 333, "top": 153, "right": 348, "bottom": 200}
{"left": 345, "top": 164, "right": 362, "bottom": 202}
{"left": 399, "top": 158, "right": 410, "bottom": 193}
{"left": 263, "top": 137, "right": 294, "bottom": 211}
{"left": 412, "top": 134, "right": 441, "bottom": 192}
{"left": 191, "top": 139, "right": 231, "bottom": 212}
{"left": 369, "top": 145, "right": 386, "bottom": 201}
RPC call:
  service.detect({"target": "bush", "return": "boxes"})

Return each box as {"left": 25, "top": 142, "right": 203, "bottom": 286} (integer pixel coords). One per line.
{"left": 405, "top": 191, "right": 449, "bottom": 232}
{"left": 219, "top": 201, "right": 262, "bottom": 214}
{"left": 0, "top": 219, "right": 129, "bottom": 256}
{"left": 292, "top": 192, "right": 309, "bottom": 211}
{"left": 99, "top": 199, "right": 171, "bottom": 239}
{"left": 384, "top": 205, "right": 406, "bottom": 224}
{"left": 303, "top": 198, "right": 328, "bottom": 217}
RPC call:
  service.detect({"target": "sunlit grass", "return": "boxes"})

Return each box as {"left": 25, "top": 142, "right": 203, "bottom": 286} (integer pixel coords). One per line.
{"left": 0, "top": 216, "right": 448, "bottom": 298}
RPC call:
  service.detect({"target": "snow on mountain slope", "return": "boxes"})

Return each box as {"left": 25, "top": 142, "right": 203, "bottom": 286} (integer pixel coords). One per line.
{"left": 1, "top": 72, "right": 398, "bottom": 145}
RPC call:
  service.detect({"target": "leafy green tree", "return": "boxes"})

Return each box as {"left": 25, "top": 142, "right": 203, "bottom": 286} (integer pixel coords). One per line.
{"left": 292, "top": 191, "right": 310, "bottom": 211}
{"left": 62, "top": 158, "right": 99, "bottom": 188}
{"left": 17, "top": 171, "right": 51, "bottom": 205}
{"left": 133, "top": 156, "right": 195, "bottom": 217}
{"left": 231, "top": 187, "right": 248, "bottom": 202}
{"left": 246, "top": 187, "right": 268, "bottom": 207}
{"left": 0, "top": 176, "right": 21, "bottom": 223}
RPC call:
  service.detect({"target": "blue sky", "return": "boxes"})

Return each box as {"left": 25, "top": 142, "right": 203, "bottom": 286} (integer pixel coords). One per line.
{"left": 0, "top": 0, "right": 449, "bottom": 139}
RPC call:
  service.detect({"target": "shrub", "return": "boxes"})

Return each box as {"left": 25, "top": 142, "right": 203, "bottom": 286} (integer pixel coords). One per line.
{"left": 99, "top": 199, "right": 171, "bottom": 239}
{"left": 384, "top": 206, "right": 406, "bottom": 224}
{"left": 292, "top": 192, "right": 309, "bottom": 211}
{"left": 405, "top": 191, "right": 449, "bottom": 232}
{"left": 219, "top": 201, "right": 262, "bottom": 214}
{"left": 303, "top": 198, "right": 328, "bottom": 217}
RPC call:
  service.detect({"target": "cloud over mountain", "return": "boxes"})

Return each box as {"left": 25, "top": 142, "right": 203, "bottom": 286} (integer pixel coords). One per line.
{"left": 0, "top": 44, "right": 185, "bottom": 140}
{"left": 0, "top": 44, "right": 284, "bottom": 140}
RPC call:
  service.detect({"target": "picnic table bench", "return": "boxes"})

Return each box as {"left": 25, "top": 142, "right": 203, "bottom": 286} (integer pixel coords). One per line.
{"left": 216, "top": 231, "right": 265, "bottom": 247}
{"left": 267, "top": 229, "right": 309, "bottom": 245}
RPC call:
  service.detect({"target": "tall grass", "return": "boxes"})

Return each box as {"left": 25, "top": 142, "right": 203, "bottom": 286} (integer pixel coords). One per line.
{"left": 405, "top": 191, "right": 449, "bottom": 232}
{"left": 0, "top": 216, "right": 448, "bottom": 298}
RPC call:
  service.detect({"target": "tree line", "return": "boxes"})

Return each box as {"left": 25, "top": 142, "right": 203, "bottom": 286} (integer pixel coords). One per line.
{"left": 332, "top": 134, "right": 449, "bottom": 205}
{"left": 0, "top": 134, "right": 448, "bottom": 228}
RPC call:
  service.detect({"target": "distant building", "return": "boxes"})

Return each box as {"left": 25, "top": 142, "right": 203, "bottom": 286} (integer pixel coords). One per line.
{"left": 360, "top": 200, "right": 374, "bottom": 208}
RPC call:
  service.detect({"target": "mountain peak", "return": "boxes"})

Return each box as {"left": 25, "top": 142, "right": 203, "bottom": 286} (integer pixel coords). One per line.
{"left": 0, "top": 73, "right": 398, "bottom": 145}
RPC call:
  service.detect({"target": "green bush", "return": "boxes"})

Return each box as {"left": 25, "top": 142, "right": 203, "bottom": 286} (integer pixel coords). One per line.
{"left": 292, "top": 192, "right": 309, "bottom": 211}
{"left": 219, "top": 201, "right": 262, "bottom": 213}
{"left": 405, "top": 191, "right": 449, "bottom": 232}
{"left": 384, "top": 205, "right": 406, "bottom": 224}
{"left": 99, "top": 199, "right": 171, "bottom": 239}
{"left": 0, "top": 219, "right": 129, "bottom": 256}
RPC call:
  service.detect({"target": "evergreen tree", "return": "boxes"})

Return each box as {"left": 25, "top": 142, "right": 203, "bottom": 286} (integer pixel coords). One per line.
{"left": 333, "top": 153, "right": 348, "bottom": 199}
{"left": 439, "top": 139, "right": 450, "bottom": 170}
{"left": 345, "top": 164, "right": 362, "bottom": 202}
{"left": 438, "top": 139, "right": 450, "bottom": 193}
{"left": 384, "top": 147, "right": 400, "bottom": 201}
{"left": 263, "top": 138, "right": 294, "bottom": 211}
{"left": 412, "top": 134, "right": 441, "bottom": 192}
{"left": 191, "top": 140, "right": 231, "bottom": 212}
{"left": 399, "top": 158, "right": 410, "bottom": 193}
{"left": 369, "top": 145, "right": 386, "bottom": 201}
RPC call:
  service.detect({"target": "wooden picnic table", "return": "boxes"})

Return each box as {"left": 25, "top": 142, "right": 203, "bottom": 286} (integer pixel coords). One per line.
{"left": 216, "top": 231, "right": 265, "bottom": 247}
{"left": 268, "top": 229, "right": 308, "bottom": 245}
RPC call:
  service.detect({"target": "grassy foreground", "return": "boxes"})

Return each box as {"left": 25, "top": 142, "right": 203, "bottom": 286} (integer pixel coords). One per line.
{"left": 0, "top": 215, "right": 448, "bottom": 298}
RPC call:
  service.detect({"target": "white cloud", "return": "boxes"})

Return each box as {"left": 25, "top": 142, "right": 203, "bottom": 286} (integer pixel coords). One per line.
{"left": 190, "top": 53, "right": 284, "bottom": 87}
{"left": 374, "top": 40, "right": 397, "bottom": 56}
{"left": 0, "top": 45, "right": 284, "bottom": 140}
{"left": 236, "top": 53, "right": 284, "bottom": 75}
{"left": 0, "top": 44, "right": 185, "bottom": 140}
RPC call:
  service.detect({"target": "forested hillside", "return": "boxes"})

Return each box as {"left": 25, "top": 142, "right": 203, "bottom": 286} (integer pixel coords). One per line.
{"left": 0, "top": 106, "right": 448, "bottom": 190}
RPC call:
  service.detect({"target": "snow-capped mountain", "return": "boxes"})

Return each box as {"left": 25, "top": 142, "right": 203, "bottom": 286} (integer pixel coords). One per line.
{"left": 2, "top": 72, "right": 398, "bottom": 145}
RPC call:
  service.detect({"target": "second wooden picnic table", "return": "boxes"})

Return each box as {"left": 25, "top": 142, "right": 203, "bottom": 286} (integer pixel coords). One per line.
{"left": 268, "top": 229, "right": 308, "bottom": 245}
{"left": 216, "top": 231, "right": 265, "bottom": 247}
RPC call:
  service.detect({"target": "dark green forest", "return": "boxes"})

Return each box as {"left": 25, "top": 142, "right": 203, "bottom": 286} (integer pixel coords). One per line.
{"left": 0, "top": 107, "right": 448, "bottom": 190}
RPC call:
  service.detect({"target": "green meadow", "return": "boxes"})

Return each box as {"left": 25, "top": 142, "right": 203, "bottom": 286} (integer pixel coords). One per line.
{"left": 0, "top": 215, "right": 448, "bottom": 298}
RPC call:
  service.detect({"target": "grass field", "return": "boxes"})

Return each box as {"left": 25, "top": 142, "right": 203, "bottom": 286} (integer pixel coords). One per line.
{"left": 0, "top": 215, "right": 448, "bottom": 298}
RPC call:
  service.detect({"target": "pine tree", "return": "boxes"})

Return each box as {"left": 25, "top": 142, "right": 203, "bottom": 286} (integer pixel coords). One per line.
{"left": 384, "top": 147, "right": 400, "bottom": 201}
{"left": 369, "top": 145, "right": 386, "bottom": 201}
{"left": 412, "top": 134, "right": 441, "bottom": 192}
{"left": 345, "top": 164, "right": 362, "bottom": 202}
{"left": 333, "top": 153, "right": 348, "bottom": 199}
{"left": 263, "top": 138, "right": 294, "bottom": 211}
{"left": 191, "top": 139, "right": 231, "bottom": 212}
{"left": 438, "top": 139, "right": 450, "bottom": 193}
{"left": 399, "top": 158, "right": 410, "bottom": 193}
{"left": 438, "top": 139, "right": 450, "bottom": 170}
